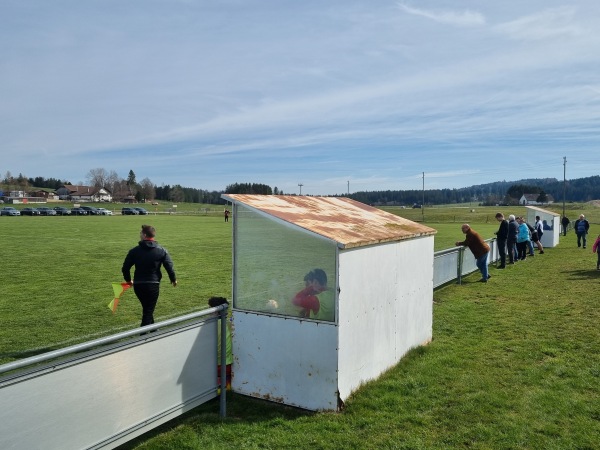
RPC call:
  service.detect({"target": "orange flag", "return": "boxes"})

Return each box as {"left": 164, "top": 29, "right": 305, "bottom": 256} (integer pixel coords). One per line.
{"left": 108, "top": 282, "right": 133, "bottom": 313}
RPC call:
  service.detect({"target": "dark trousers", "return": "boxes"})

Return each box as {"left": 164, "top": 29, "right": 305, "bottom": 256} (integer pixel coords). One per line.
{"left": 507, "top": 239, "right": 517, "bottom": 263}
{"left": 134, "top": 283, "right": 160, "bottom": 327}
{"left": 497, "top": 239, "right": 507, "bottom": 267}
{"left": 517, "top": 242, "right": 528, "bottom": 260}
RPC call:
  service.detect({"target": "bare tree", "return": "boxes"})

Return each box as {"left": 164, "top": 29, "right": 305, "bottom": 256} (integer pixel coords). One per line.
{"left": 103, "top": 170, "right": 120, "bottom": 197}
{"left": 169, "top": 186, "right": 184, "bottom": 203}
{"left": 139, "top": 177, "right": 155, "bottom": 201}
{"left": 112, "top": 179, "right": 130, "bottom": 201}
{"left": 86, "top": 168, "right": 109, "bottom": 187}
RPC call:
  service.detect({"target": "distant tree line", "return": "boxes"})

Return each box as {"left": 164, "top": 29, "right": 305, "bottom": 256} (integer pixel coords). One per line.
{"left": 3, "top": 169, "right": 600, "bottom": 205}
{"left": 346, "top": 176, "right": 600, "bottom": 206}
{"left": 1, "top": 169, "right": 281, "bottom": 205}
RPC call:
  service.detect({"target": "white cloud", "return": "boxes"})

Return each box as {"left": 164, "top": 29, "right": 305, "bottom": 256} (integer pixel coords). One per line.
{"left": 1, "top": 1, "right": 600, "bottom": 194}
{"left": 397, "top": 3, "right": 485, "bottom": 27}
{"left": 494, "top": 6, "right": 583, "bottom": 40}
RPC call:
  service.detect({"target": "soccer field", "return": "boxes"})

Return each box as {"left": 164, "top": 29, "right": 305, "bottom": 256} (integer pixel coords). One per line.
{"left": 0, "top": 215, "right": 231, "bottom": 365}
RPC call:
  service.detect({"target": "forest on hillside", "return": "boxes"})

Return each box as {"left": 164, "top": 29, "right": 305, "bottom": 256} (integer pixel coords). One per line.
{"left": 346, "top": 176, "right": 600, "bottom": 206}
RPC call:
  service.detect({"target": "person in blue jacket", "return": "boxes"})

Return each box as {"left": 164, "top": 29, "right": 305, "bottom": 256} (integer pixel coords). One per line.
{"left": 574, "top": 214, "right": 590, "bottom": 248}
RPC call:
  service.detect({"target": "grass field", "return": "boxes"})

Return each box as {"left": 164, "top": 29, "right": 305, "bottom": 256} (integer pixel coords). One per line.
{"left": 1, "top": 204, "right": 599, "bottom": 449}
{"left": 0, "top": 214, "right": 231, "bottom": 364}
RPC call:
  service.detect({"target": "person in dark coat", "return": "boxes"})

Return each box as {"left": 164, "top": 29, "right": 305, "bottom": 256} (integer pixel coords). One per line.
{"left": 122, "top": 224, "right": 177, "bottom": 328}
{"left": 574, "top": 214, "right": 590, "bottom": 248}
{"left": 507, "top": 215, "right": 519, "bottom": 264}
{"left": 561, "top": 215, "right": 570, "bottom": 236}
{"left": 494, "top": 212, "right": 509, "bottom": 269}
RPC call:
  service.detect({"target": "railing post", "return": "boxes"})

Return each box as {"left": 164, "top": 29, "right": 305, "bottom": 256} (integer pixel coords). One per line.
{"left": 219, "top": 304, "right": 228, "bottom": 418}
{"left": 457, "top": 247, "right": 463, "bottom": 284}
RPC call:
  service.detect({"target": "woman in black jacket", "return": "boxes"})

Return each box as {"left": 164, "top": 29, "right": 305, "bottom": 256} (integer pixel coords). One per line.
{"left": 122, "top": 224, "right": 177, "bottom": 328}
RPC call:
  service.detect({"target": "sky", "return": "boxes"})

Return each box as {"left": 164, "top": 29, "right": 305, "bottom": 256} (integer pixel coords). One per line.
{"left": 1, "top": 1, "right": 600, "bottom": 196}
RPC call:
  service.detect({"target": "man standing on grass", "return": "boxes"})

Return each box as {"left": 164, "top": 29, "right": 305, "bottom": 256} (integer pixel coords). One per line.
{"left": 456, "top": 223, "right": 491, "bottom": 283}
{"left": 574, "top": 214, "right": 590, "bottom": 248}
{"left": 494, "top": 212, "right": 508, "bottom": 269}
{"left": 507, "top": 215, "right": 519, "bottom": 264}
{"left": 122, "top": 224, "right": 178, "bottom": 329}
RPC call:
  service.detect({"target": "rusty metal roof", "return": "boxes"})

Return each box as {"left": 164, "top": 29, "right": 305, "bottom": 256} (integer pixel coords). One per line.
{"left": 222, "top": 194, "right": 436, "bottom": 249}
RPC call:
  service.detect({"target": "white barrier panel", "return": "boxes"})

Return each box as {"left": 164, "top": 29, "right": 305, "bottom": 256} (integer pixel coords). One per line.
{"left": 0, "top": 320, "right": 217, "bottom": 450}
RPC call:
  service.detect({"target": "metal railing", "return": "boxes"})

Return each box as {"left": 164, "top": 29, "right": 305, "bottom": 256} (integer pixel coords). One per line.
{"left": 0, "top": 305, "right": 228, "bottom": 450}
{"left": 434, "top": 238, "right": 498, "bottom": 288}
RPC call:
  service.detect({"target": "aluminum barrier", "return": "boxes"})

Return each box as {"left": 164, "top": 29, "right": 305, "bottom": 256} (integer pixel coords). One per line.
{"left": 0, "top": 306, "right": 228, "bottom": 450}
{"left": 434, "top": 238, "right": 498, "bottom": 288}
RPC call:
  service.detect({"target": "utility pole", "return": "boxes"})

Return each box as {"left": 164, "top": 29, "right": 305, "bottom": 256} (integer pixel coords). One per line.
{"left": 298, "top": 183, "right": 303, "bottom": 195}
{"left": 422, "top": 172, "right": 425, "bottom": 222}
{"left": 347, "top": 180, "right": 349, "bottom": 196}
{"left": 562, "top": 157, "right": 567, "bottom": 219}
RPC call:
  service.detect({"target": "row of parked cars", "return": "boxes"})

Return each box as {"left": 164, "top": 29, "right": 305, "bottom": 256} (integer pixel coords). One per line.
{"left": 1, "top": 206, "right": 149, "bottom": 216}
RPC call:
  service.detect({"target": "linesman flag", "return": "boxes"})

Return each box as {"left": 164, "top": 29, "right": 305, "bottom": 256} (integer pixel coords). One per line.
{"left": 108, "top": 282, "right": 133, "bottom": 313}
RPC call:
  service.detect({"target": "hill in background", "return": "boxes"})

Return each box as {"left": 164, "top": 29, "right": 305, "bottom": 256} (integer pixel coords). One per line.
{"left": 348, "top": 176, "right": 600, "bottom": 206}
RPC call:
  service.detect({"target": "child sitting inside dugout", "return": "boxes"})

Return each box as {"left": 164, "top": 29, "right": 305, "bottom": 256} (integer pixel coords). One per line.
{"left": 292, "top": 268, "right": 334, "bottom": 321}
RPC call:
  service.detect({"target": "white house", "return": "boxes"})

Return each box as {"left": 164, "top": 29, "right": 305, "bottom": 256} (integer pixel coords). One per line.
{"left": 222, "top": 194, "right": 436, "bottom": 411}
{"left": 519, "top": 193, "right": 554, "bottom": 205}
{"left": 55, "top": 185, "right": 112, "bottom": 202}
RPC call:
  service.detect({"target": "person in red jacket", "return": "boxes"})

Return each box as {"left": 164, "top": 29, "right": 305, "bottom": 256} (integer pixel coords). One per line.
{"left": 455, "top": 223, "right": 491, "bottom": 283}
{"left": 292, "top": 269, "right": 328, "bottom": 318}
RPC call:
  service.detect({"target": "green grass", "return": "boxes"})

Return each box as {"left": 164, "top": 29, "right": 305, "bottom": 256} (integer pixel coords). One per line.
{"left": 120, "top": 231, "right": 599, "bottom": 450}
{"left": 0, "top": 215, "right": 231, "bottom": 363}
{"left": 1, "top": 205, "right": 599, "bottom": 449}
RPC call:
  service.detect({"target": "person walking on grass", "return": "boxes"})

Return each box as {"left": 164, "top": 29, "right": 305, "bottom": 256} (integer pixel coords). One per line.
{"left": 561, "top": 215, "right": 570, "bottom": 236}
{"left": 574, "top": 214, "right": 590, "bottom": 248}
{"left": 455, "top": 224, "right": 491, "bottom": 283}
{"left": 593, "top": 234, "right": 600, "bottom": 270}
{"left": 122, "top": 224, "right": 178, "bottom": 329}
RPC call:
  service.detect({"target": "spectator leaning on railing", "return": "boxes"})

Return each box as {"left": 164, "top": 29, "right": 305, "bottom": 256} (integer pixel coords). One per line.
{"left": 455, "top": 223, "right": 491, "bottom": 283}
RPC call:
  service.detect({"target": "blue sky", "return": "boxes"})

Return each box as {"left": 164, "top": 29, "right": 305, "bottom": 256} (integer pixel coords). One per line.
{"left": 1, "top": 1, "right": 599, "bottom": 196}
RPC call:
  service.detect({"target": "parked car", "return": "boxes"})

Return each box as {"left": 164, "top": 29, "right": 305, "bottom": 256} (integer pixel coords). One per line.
{"left": 134, "top": 207, "right": 148, "bottom": 215}
{"left": 121, "top": 207, "right": 139, "bottom": 215}
{"left": 36, "top": 207, "right": 57, "bottom": 216}
{"left": 1, "top": 206, "right": 20, "bottom": 216}
{"left": 21, "top": 207, "right": 41, "bottom": 216}
{"left": 53, "top": 206, "right": 71, "bottom": 215}
{"left": 71, "top": 207, "right": 88, "bottom": 215}
{"left": 80, "top": 206, "right": 99, "bottom": 215}
{"left": 96, "top": 208, "right": 113, "bottom": 215}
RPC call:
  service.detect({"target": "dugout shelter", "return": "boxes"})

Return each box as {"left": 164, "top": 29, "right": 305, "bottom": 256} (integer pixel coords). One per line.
{"left": 525, "top": 206, "right": 560, "bottom": 248}
{"left": 221, "top": 194, "right": 436, "bottom": 411}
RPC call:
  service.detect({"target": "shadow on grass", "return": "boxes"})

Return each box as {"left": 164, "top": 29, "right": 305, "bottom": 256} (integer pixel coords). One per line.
{"left": 563, "top": 268, "right": 600, "bottom": 280}
{"left": 116, "top": 393, "right": 313, "bottom": 449}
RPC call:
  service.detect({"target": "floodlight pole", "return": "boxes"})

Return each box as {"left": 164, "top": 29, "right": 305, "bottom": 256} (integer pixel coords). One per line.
{"left": 298, "top": 183, "right": 303, "bottom": 195}
{"left": 562, "top": 156, "right": 567, "bottom": 219}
